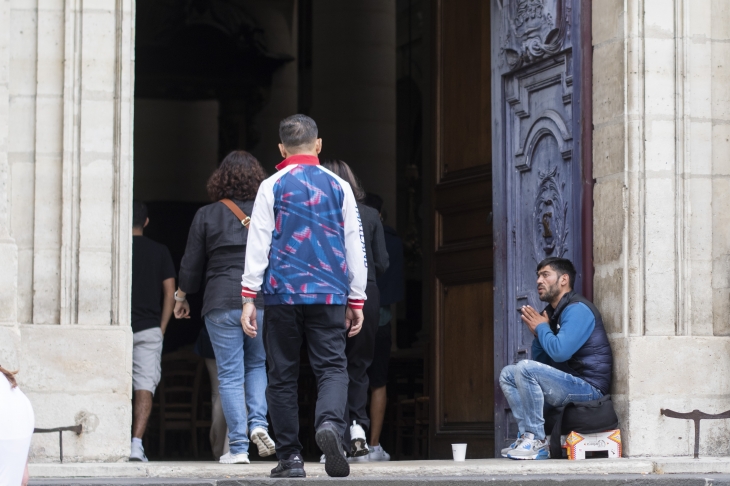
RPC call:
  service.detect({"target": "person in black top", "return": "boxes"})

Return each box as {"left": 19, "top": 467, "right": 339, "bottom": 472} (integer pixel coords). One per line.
{"left": 363, "top": 193, "right": 404, "bottom": 461}
{"left": 173, "top": 151, "right": 275, "bottom": 464}
{"left": 130, "top": 201, "right": 176, "bottom": 462}
{"left": 321, "top": 160, "right": 389, "bottom": 462}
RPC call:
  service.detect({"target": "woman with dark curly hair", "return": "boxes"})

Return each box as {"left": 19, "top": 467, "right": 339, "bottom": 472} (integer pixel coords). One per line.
{"left": 173, "top": 150, "right": 274, "bottom": 464}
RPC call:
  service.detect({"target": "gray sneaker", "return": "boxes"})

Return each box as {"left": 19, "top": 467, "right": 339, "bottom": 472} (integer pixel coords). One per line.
{"left": 506, "top": 433, "right": 549, "bottom": 460}
{"left": 500, "top": 433, "right": 524, "bottom": 458}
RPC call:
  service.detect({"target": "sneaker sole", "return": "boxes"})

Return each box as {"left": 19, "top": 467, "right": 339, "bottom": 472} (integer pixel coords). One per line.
{"left": 507, "top": 452, "right": 549, "bottom": 460}
{"left": 220, "top": 456, "right": 250, "bottom": 464}
{"left": 270, "top": 468, "right": 306, "bottom": 478}
{"left": 316, "top": 428, "right": 350, "bottom": 478}
{"left": 128, "top": 457, "right": 147, "bottom": 462}
{"left": 251, "top": 430, "right": 276, "bottom": 457}
{"left": 351, "top": 438, "right": 369, "bottom": 457}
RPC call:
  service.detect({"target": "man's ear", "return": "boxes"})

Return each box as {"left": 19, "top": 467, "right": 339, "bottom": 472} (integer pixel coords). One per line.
{"left": 560, "top": 273, "right": 570, "bottom": 288}
{"left": 144, "top": 217, "right": 149, "bottom": 228}
{"left": 315, "top": 138, "right": 322, "bottom": 154}
{"left": 278, "top": 143, "right": 288, "bottom": 158}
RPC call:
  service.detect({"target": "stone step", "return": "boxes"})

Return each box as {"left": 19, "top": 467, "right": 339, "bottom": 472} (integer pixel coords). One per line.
{"left": 28, "top": 474, "right": 730, "bottom": 486}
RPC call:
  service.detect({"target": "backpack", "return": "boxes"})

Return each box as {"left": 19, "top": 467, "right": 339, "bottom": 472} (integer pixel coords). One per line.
{"left": 546, "top": 394, "right": 620, "bottom": 459}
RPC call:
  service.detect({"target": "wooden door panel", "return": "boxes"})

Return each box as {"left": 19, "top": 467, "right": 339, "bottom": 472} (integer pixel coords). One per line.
{"left": 443, "top": 282, "right": 494, "bottom": 425}
{"left": 440, "top": 0, "right": 491, "bottom": 177}
{"left": 430, "top": 0, "right": 494, "bottom": 459}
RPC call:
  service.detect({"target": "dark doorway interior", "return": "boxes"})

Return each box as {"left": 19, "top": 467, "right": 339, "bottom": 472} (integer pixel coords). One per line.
{"left": 133, "top": 0, "right": 429, "bottom": 461}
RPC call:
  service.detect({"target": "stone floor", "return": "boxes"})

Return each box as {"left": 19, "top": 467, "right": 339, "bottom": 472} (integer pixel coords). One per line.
{"left": 27, "top": 457, "right": 730, "bottom": 484}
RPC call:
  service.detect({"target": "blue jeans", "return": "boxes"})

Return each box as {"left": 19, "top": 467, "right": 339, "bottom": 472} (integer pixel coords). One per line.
{"left": 205, "top": 308, "right": 267, "bottom": 455}
{"left": 499, "top": 360, "right": 603, "bottom": 440}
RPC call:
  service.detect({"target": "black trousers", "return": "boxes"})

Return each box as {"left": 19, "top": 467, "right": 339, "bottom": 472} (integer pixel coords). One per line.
{"left": 263, "top": 304, "right": 349, "bottom": 459}
{"left": 342, "top": 282, "right": 380, "bottom": 448}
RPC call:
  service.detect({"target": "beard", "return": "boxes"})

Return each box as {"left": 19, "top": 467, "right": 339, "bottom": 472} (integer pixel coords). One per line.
{"left": 538, "top": 282, "right": 561, "bottom": 302}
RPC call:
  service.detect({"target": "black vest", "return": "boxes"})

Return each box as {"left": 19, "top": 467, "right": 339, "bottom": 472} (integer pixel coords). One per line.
{"left": 543, "top": 292, "right": 613, "bottom": 395}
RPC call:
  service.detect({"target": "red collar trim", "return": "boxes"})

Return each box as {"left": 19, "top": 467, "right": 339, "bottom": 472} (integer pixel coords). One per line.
{"left": 275, "top": 154, "right": 320, "bottom": 171}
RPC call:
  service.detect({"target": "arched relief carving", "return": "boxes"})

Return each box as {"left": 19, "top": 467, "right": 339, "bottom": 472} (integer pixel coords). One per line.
{"left": 498, "top": 0, "right": 571, "bottom": 70}
{"left": 532, "top": 163, "right": 569, "bottom": 263}
{"left": 514, "top": 110, "right": 572, "bottom": 171}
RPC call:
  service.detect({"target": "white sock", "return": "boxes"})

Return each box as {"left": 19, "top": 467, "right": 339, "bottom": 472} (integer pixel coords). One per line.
{"left": 132, "top": 437, "right": 143, "bottom": 447}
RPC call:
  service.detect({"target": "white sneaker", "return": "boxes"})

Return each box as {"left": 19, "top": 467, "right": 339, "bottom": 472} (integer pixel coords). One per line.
{"left": 500, "top": 433, "right": 524, "bottom": 458}
{"left": 129, "top": 441, "right": 148, "bottom": 462}
{"left": 250, "top": 427, "right": 276, "bottom": 457}
{"left": 349, "top": 421, "right": 369, "bottom": 457}
{"left": 506, "top": 433, "right": 549, "bottom": 460}
{"left": 219, "top": 451, "right": 250, "bottom": 464}
{"left": 367, "top": 444, "right": 391, "bottom": 461}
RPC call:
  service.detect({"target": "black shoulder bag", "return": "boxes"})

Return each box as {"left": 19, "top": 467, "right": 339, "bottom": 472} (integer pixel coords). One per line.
{"left": 548, "top": 394, "right": 619, "bottom": 459}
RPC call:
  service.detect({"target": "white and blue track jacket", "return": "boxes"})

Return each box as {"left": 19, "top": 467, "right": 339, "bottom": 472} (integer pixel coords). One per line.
{"left": 241, "top": 154, "right": 367, "bottom": 309}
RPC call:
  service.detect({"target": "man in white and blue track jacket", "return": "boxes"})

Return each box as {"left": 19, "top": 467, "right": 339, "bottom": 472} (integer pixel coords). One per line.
{"left": 240, "top": 114, "right": 367, "bottom": 479}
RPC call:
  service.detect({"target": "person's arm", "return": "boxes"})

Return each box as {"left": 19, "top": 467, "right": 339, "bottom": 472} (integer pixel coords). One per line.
{"left": 160, "top": 277, "right": 175, "bottom": 334}
{"left": 241, "top": 178, "right": 276, "bottom": 338}
{"left": 342, "top": 184, "right": 368, "bottom": 309}
{"left": 535, "top": 303, "right": 595, "bottom": 362}
{"left": 371, "top": 218, "right": 389, "bottom": 277}
{"left": 241, "top": 178, "right": 276, "bottom": 298}
{"left": 178, "top": 211, "right": 206, "bottom": 296}
{"left": 531, "top": 335, "right": 550, "bottom": 365}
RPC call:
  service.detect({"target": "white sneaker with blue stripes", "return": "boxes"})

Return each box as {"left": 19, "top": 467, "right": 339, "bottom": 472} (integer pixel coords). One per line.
{"left": 506, "top": 432, "right": 549, "bottom": 460}
{"left": 500, "top": 433, "right": 524, "bottom": 458}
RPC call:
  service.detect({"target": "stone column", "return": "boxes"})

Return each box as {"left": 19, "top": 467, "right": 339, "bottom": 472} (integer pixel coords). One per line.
{"left": 310, "top": 0, "right": 397, "bottom": 222}
{"left": 593, "top": 0, "right": 730, "bottom": 456}
{"left": 0, "top": 0, "right": 135, "bottom": 461}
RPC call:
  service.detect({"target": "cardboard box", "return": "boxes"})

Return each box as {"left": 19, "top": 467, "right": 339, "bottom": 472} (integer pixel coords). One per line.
{"left": 563, "top": 430, "right": 622, "bottom": 460}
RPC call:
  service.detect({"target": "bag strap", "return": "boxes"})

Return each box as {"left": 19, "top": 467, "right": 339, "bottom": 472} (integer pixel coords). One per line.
{"left": 549, "top": 402, "right": 573, "bottom": 459}
{"left": 219, "top": 199, "right": 251, "bottom": 228}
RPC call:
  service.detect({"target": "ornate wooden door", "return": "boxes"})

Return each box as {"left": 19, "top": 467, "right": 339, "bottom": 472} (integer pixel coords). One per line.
{"left": 491, "top": 0, "right": 590, "bottom": 453}
{"left": 429, "top": 0, "right": 495, "bottom": 459}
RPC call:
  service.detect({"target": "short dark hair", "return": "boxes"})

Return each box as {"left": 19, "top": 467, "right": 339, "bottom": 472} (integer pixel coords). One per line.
{"left": 133, "top": 201, "right": 148, "bottom": 229}
{"left": 363, "top": 193, "right": 383, "bottom": 213}
{"left": 207, "top": 150, "right": 267, "bottom": 202}
{"left": 536, "top": 257, "right": 576, "bottom": 289}
{"left": 321, "top": 159, "right": 365, "bottom": 201}
{"left": 279, "top": 114, "right": 318, "bottom": 150}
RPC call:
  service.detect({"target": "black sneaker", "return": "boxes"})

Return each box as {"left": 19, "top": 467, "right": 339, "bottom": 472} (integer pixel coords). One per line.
{"left": 270, "top": 454, "right": 306, "bottom": 478}
{"left": 316, "top": 422, "right": 350, "bottom": 478}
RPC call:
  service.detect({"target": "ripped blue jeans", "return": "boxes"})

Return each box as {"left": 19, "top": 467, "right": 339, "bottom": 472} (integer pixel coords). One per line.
{"left": 499, "top": 360, "right": 603, "bottom": 440}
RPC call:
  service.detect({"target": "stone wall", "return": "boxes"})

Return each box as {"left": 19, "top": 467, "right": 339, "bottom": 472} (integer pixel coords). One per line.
{"left": 0, "top": 0, "right": 134, "bottom": 462}
{"left": 592, "top": 0, "right": 730, "bottom": 456}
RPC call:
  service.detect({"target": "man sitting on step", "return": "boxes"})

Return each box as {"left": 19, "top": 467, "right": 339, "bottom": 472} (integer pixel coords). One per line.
{"left": 499, "top": 257, "right": 613, "bottom": 460}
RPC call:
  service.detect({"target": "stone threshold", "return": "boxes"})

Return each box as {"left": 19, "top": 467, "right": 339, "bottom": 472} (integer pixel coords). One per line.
{"left": 28, "top": 457, "right": 730, "bottom": 480}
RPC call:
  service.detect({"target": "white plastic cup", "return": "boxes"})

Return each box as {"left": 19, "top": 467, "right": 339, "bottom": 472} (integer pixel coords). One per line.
{"left": 451, "top": 443, "right": 467, "bottom": 461}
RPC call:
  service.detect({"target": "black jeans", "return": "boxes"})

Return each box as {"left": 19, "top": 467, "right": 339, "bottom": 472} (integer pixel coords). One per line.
{"left": 263, "top": 304, "right": 349, "bottom": 459}
{"left": 342, "top": 282, "right": 380, "bottom": 448}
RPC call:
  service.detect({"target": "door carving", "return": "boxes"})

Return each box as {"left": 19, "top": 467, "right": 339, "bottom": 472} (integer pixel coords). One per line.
{"left": 491, "top": 0, "right": 588, "bottom": 454}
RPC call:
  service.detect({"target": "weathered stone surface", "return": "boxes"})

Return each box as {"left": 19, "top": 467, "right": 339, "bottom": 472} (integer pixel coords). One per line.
{"left": 593, "top": 178, "right": 624, "bottom": 265}
{"left": 594, "top": 265, "right": 623, "bottom": 335}
{"left": 28, "top": 459, "right": 656, "bottom": 479}
{"left": 592, "top": 0, "right": 623, "bottom": 46}
{"left": 19, "top": 325, "right": 132, "bottom": 394}
{"left": 592, "top": 40, "right": 624, "bottom": 126}
{"left": 621, "top": 337, "right": 730, "bottom": 456}
{"left": 593, "top": 122, "right": 625, "bottom": 179}
{"left": 28, "top": 391, "right": 132, "bottom": 463}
